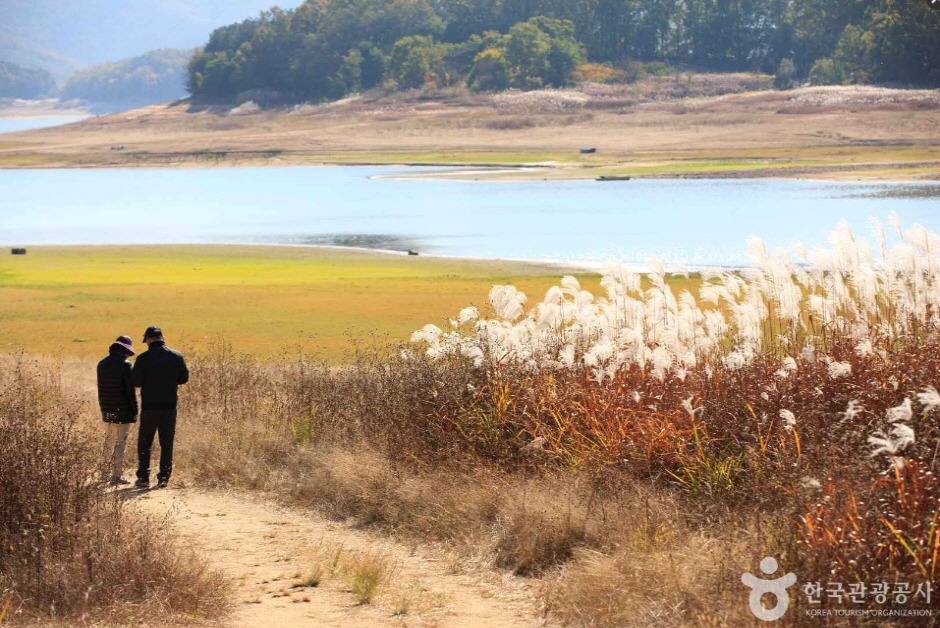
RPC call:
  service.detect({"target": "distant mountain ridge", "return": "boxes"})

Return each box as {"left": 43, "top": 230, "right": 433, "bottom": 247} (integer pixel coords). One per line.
{"left": 1, "top": 0, "right": 303, "bottom": 68}
{"left": 0, "top": 31, "right": 80, "bottom": 81}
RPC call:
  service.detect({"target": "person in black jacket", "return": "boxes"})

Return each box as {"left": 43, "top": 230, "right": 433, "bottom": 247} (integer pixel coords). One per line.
{"left": 132, "top": 326, "right": 189, "bottom": 489}
{"left": 97, "top": 335, "right": 138, "bottom": 485}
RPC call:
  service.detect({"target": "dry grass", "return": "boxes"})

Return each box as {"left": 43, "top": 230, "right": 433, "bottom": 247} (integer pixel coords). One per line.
{"left": 155, "top": 306, "right": 939, "bottom": 627}
{"left": 0, "top": 355, "right": 230, "bottom": 625}
{"left": 8, "top": 323, "right": 937, "bottom": 625}
{"left": 346, "top": 552, "right": 395, "bottom": 604}
{"left": 158, "top": 346, "right": 778, "bottom": 625}
{"left": 294, "top": 542, "right": 395, "bottom": 605}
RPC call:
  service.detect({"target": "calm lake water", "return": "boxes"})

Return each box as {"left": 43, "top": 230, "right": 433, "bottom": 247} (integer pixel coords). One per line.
{"left": 1, "top": 166, "right": 938, "bottom": 268}
{"left": 0, "top": 116, "right": 87, "bottom": 134}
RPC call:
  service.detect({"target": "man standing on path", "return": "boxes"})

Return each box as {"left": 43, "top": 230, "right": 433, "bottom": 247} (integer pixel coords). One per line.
{"left": 133, "top": 326, "right": 189, "bottom": 489}
{"left": 97, "top": 335, "right": 138, "bottom": 485}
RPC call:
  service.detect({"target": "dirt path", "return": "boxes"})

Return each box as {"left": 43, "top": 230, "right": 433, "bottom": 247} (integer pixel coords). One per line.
{"left": 135, "top": 487, "right": 544, "bottom": 628}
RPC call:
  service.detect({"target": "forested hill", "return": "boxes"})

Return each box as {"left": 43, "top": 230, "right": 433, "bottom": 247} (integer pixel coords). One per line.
{"left": 61, "top": 49, "right": 192, "bottom": 105}
{"left": 187, "top": 0, "right": 940, "bottom": 102}
{"left": 0, "top": 32, "right": 80, "bottom": 83}
{"left": 0, "top": 61, "right": 56, "bottom": 98}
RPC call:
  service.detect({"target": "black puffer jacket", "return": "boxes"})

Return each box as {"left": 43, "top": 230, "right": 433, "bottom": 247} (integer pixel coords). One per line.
{"left": 132, "top": 341, "right": 189, "bottom": 409}
{"left": 97, "top": 351, "right": 138, "bottom": 423}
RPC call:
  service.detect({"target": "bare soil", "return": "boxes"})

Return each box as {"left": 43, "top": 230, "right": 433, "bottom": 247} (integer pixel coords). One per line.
{"left": 1, "top": 84, "right": 938, "bottom": 181}
{"left": 134, "top": 487, "right": 542, "bottom": 628}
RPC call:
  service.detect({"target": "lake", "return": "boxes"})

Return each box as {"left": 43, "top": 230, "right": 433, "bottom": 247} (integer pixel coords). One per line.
{"left": 1, "top": 166, "right": 938, "bottom": 268}
{"left": 0, "top": 116, "right": 88, "bottom": 134}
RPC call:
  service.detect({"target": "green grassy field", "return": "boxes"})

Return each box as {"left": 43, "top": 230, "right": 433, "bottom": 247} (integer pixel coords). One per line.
{"left": 0, "top": 245, "right": 607, "bottom": 360}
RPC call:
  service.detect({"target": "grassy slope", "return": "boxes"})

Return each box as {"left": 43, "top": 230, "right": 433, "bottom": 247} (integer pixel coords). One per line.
{"left": 0, "top": 246, "right": 606, "bottom": 359}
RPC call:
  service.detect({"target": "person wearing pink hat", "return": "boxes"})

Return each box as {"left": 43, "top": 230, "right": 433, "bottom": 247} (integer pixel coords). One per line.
{"left": 96, "top": 335, "right": 139, "bottom": 485}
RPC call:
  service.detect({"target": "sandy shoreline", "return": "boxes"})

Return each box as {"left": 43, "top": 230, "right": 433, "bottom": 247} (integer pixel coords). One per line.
{"left": 0, "top": 112, "right": 89, "bottom": 120}
{"left": 2, "top": 151, "right": 937, "bottom": 183}
{"left": 0, "top": 99, "right": 90, "bottom": 119}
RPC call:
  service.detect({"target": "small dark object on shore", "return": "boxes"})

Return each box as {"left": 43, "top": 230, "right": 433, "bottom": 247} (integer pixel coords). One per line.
{"left": 580, "top": 147, "right": 597, "bottom": 154}
{"left": 596, "top": 175, "right": 632, "bottom": 181}
{"left": 110, "top": 145, "right": 125, "bottom": 151}
{"left": 11, "top": 248, "right": 26, "bottom": 255}
{"left": 407, "top": 250, "right": 419, "bottom": 256}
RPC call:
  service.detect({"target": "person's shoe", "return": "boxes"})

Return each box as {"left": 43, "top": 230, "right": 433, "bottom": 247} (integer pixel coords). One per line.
{"left": 134, "top": 479, "right": 150, "bottom": 489}
{"left": 109, "top": 477, "right": 131, "bottom": 486}
{"left": 156, "top": 479, "right": 169, "bottom": 489}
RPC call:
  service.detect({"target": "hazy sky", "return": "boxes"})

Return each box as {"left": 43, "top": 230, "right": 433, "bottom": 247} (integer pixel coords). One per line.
{"left": 1, "top": 0, "right": 306, "bottom": 66}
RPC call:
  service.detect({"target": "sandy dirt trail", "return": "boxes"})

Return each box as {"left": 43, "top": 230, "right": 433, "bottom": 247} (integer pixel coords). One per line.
{"left": 135, "top": 487, "right": 543, "bottom": 628}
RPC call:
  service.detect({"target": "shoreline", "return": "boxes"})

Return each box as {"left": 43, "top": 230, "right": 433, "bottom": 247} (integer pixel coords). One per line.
{"left": 2, "top": 155, "right": 939, "bottom": 183}
{"left": 0, "top": 113, "right": 89, "bottom": 120}
{"left": 4, "top": 155, "right": 940, "bottom": 185}
{"left": 0, "top": 241, "right": 598, "bottom": 274}
{"left": 0, "top": 100, "right": 90, "bottom": 120}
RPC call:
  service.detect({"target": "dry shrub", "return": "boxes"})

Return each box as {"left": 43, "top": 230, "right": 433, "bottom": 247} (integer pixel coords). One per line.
{"left": 573, "top": 63, "right": 631, "bottom": 84}
{"left": 0, "top": 356, "right": 229, "bottom": 624}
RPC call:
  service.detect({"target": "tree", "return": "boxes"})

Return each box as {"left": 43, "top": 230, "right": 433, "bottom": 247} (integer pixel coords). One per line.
{"left": 356, "top": 44, "right": 386, "bottom": 88}
{"left": 505, "top": 21, "right": 551, "bottom": 88}
{"left": 773, "top": 58, "right": 796, "bottom": 90}
{"left": 469, "top": 47, "right": 509, "bottom": 91}
{"left": 833, "top": 24, "right": 872, "bottom": 84}
{"left": 341, "top": 49, "right": 364, "bottom": 92}
{"left": 437, "top": 0, "right": 501, "bottom": 43}
{"left": 546, "top": 38, "right": 584, "bottom": 86}
{"left": 808, "top": 57, "right": 841, "bottom": 85}
{"left": 389, "top": 36, "right": 433, "bottom": 88}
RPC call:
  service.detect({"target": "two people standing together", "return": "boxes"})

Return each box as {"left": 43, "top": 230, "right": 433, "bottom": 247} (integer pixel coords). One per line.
{"left": 96, "top": 326, "right": 189, "bottom": 489}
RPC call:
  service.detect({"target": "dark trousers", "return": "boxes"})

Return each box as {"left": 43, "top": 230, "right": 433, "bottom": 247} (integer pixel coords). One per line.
{"left": 136, "top": 408, "right": 177, "bottom": 483}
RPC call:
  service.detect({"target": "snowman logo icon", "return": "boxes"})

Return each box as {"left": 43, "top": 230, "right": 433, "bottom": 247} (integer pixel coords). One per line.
{"left": 741, "top": 557, "right": 797, "bottom": 621}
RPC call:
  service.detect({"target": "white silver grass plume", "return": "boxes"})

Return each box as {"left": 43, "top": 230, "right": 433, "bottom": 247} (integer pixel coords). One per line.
{"left": 413, "top": 215, "right": 940, "bottom": 375}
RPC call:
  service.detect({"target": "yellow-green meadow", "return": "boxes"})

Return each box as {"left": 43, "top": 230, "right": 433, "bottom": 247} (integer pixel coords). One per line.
{"left": 0, "top": 245, "right": 597, "bottom": 359}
